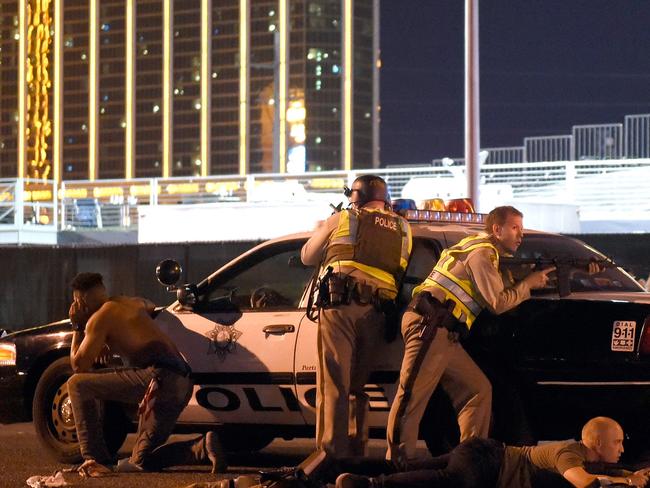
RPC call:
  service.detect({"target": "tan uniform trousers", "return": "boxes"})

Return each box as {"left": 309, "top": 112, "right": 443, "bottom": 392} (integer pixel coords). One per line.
{"left": 316, "top": 301, "right": 385, "bottom": 458}
{"left": 386, "top": 310, "right": 492, "bottom": 464}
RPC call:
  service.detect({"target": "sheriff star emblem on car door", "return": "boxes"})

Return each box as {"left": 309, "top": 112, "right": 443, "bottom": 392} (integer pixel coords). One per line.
{"left": 205, "top": 324, "right": 243, "bottom": 359}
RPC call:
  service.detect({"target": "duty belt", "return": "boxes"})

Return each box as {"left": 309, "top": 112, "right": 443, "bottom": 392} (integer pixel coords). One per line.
{"left": 321, "top": 272, "right": 394, "bottom": 311}
{"left": 407, "top": 291, "right": 468, "bottom": 340}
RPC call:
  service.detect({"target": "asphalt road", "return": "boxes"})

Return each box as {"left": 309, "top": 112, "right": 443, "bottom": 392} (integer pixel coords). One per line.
{"left": 0, "top": 423, "right": 409, "bottom": 488}
{"left": 0, "top": 422, "right": 311, "bottom": 488}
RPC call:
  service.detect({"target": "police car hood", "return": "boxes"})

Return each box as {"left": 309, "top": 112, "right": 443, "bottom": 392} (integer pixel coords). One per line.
{"left": 539, "top": 291, "right": 650, "bottom": 304}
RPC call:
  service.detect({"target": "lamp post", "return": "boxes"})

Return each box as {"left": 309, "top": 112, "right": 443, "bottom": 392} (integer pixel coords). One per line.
{"left": 465, "top": 0, "right": 480, "bottom": 209}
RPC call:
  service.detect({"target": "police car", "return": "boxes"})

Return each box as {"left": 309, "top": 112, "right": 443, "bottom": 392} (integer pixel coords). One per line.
{"left": 0, "top": 204, "right": 649, "bottom": 463}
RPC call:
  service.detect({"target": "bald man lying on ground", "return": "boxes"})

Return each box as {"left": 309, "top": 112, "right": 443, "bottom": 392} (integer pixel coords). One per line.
{"left": 335, "top": 416, "right": 649, "bottom": 488}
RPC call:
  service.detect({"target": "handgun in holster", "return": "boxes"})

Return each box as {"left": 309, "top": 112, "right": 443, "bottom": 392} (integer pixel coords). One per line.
{"left": 410, "top": 292, "right": 458, "bottom": 342}
{"left": 317, "top": 268, "right": 353, "bottom": 308}
{"left": 315, "top": 266, "right": 334, "bottom": 308}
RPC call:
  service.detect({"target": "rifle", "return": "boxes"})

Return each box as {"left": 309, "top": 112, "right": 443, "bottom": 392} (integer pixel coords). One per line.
{"left": 500, "top": 256, "right": 616, "bottom": 298}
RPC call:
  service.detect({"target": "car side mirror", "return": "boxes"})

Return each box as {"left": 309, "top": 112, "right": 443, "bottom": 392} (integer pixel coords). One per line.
{"left": 156, "top": 259, "right": 182, "bottom": 287}
{"left": 156, "top": 259, "right": 198, "bottom": 308}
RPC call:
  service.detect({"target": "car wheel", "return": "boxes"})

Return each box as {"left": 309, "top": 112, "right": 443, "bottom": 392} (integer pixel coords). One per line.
{"left": 32, "top": 357, "right": 129, "bottom": 463}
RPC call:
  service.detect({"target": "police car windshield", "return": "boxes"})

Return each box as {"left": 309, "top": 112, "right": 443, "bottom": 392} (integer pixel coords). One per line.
{"left": 503, "top": 234, "right": 643, "bottom": 295}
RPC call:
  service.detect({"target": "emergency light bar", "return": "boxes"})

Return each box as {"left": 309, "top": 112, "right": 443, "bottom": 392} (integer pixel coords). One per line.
{"left": 393, "top": 198, "right": 485, "bottom": 224}
{"left": 402, "top": 209, "right": 486, "bottom": 224}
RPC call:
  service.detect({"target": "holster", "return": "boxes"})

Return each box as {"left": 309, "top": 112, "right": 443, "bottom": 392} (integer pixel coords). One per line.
{"left": 317, "top": 272, "right": 399, "bottom": 342}
{"left": 409, "top": 292, "right": 465, "bottom": 340}
{"left": 318, "top": 272, "right": 353, "bottom": 307}
{"left": 315, "top": 267, "right": 351, "bottom": 308}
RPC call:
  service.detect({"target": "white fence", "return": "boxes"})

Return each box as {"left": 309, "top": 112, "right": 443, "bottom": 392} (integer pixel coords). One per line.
{"left": 0, "top": 178, "right": 58, "bottom": 244}
{"left": 0, "top": 179, "right": 57, "bottom": 226}
{"left": 50, "top": 158, "right": 650, "bottom": 231}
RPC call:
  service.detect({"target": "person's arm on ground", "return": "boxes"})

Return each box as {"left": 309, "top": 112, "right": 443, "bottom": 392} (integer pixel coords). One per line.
{"left": 563, "top": 465, "right": 649, "bottom": 487}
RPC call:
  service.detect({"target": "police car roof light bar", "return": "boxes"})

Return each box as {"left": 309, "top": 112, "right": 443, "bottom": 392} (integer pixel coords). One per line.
{"left": 402, "top": 209, "right": 486, "bottom": 225}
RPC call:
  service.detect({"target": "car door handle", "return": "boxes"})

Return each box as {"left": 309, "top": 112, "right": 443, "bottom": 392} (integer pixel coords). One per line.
{"left": 263, "top": 324, "right": 295, "bottom": 335}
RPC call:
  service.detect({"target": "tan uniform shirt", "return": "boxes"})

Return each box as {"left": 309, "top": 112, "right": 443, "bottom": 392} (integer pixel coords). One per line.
{"left": 498, "top": 440, "right": 589, "bottom": 488}
{"left": 423, "top": 240, "right": 532, "bottom": 316}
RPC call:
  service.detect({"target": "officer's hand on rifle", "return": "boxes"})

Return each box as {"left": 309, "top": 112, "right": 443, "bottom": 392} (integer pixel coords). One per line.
{"left": 524, "top": 266, "right": 556, "bottom": 289}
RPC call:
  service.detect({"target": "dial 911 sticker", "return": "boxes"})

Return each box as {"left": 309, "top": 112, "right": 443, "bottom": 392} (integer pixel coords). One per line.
{"left": 611, "top": 321, "right": 636, "bottom": 352}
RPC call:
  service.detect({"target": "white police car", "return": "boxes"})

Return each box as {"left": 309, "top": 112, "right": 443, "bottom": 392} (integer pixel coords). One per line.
{"left": 1, "top": 209, "right": 649, "bottom": 463}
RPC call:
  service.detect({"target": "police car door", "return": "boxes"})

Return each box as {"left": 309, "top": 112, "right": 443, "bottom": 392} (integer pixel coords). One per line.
{"left": 158, "top": 239, "right": 312, "bottom": 426}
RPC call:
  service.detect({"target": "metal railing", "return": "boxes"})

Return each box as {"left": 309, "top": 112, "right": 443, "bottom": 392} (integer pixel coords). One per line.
{"left": 49, "top": 158, "right": 650, "bottom": 230}
{"left": 483, "top": 146, "right": 524, "bottom": 165}
{"left": 8, "top": 110, "right": 650, "bottom": 234}
{"left": 624, "top": 114, "right": 650, "bottom": 159}
{"left": 524, "top": 135, "right": 573, "bottom": 162}
{"left": 0, "top": 178, "right": 58, "bottom": 230}
{"left": 572, "top": 123, "right": 624, "bottom": 160}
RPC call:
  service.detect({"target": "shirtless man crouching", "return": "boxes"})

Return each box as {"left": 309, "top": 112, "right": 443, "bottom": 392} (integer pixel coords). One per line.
{"left": 66, "top": 272, "right": 226, "bottom": 475}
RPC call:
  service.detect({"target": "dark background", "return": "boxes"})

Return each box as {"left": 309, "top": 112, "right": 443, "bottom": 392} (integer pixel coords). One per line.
{"left": 380, "top": 0, "right": 650, "bottom": 164}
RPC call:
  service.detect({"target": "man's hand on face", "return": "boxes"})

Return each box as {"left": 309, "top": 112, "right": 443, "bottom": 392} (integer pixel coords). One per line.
{"left": 69, "top": 298, "right": 91, "bottom": 331}
{"left": 524, "top": 266, "right": 556, "bottom": 290}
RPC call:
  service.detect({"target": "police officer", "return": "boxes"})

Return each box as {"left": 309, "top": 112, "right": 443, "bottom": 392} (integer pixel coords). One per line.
{"left": 386, "top": 205, "right": 554, "bottom": 467}
{"left": 301, "top": 175, "right": 412, "bottom": 458}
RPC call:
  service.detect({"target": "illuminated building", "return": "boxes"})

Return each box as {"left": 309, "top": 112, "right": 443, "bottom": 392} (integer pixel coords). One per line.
{"left": 1, "top": 0, "right": 379, "bottom": 181}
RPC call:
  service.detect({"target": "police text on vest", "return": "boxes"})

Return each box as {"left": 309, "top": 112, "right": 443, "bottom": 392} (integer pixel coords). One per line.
{"left": 375, "top": 216, "right": 397, "bottom": 231}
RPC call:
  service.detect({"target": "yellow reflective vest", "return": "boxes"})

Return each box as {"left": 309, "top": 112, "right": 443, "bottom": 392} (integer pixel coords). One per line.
{"left": 414, "top": 234, "right": 498, "bottom": 328}
{"left": 324, "top": 208, "right": 412, "bottom": 294}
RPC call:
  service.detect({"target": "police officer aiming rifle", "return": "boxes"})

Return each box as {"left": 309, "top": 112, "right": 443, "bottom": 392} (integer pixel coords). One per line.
{"left": 301, "top": 175, "right": 412, "bottom": 458}
{"left": 386, "top": 205, "right": 554, "bottom": 468}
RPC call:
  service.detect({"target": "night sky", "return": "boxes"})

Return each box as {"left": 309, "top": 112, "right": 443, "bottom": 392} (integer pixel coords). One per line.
{"left": 379, "top": 0, "right": 650, "bottom": 165}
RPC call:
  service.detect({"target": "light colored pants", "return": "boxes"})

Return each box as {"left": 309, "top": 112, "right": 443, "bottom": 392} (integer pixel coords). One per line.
{"left": 316, "top": 302, "right": 385, "bottom": 458}
{"left": 386, "top": 310, "right": 492, "bottom": 465}
{"left": 67, "top": 365, "right": 192, "bottom": 467}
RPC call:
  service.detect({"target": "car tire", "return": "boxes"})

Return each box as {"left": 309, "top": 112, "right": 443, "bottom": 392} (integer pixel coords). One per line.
{"left": 32, "top": 357, "right": 129, "bottom": 464}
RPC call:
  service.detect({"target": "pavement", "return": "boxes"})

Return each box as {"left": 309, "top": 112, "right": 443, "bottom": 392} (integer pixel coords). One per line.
{"left": 5, "top": 422, "right": 646, "bottom": 488}
{"left": 0, "top": 423, "right": 407, "bottom": 488}
{"left": 0, "top": 422, "right": 305, "bottom": 488}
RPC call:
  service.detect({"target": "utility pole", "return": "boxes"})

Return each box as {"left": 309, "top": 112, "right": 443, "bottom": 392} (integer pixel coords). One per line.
{"left": 465, "top": 0, "right": 480, "bottom": 209}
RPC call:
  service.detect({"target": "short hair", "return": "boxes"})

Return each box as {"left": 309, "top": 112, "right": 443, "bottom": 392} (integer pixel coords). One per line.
{"left": 485, "top": 205, "right": 523, "bottom": 233}
{"left": 581, "top": 416, "right": 622, "bottom": 447}
{"left": 70, "top": 272, "right": 104, "bottom": 292}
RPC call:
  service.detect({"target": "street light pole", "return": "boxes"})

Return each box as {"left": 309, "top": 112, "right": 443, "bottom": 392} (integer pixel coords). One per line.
{"left": 465, "top": 0, "right": 480, "bottom": 209}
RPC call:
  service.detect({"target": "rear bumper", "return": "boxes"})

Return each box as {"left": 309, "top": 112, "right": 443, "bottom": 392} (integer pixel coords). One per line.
{"left": 0, "top": 367, "right": 29, "bottom": 424}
